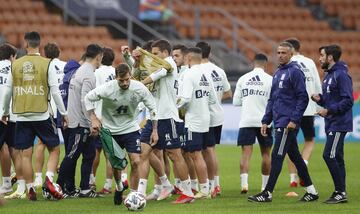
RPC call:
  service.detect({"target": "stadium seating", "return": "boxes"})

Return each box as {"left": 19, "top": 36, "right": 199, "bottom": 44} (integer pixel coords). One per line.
{"left": 0, "top": 0, "right": 127, "bottom": 64}
{"left": 171, "top": 0, "right": 360, "bottom": 87}
{"left": 320, "top": 0, "right": 360, "bottom": 30}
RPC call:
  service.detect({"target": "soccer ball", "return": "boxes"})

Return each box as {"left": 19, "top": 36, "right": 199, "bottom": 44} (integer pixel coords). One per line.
{"left": 124, "top": 192, "right": 146, "bottom": 211}
{"left": 42, "top": 183, "right": 63, "bottom": 200}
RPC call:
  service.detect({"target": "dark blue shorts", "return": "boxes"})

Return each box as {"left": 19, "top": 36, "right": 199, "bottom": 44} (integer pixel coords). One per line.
{"left": 177, "top": 122, "right": 186, "bottom": 148}
{"left": 113, "top": 131, "right": 141, "bottom": 154}
{"left": 140, "top": 119, "right": 181, "bottom": 150}
{"left": 203, "top": 125, "right": 222, "bottom": 149}
{"left": 15, "top": 117, "right": 60, "bottom": 150}
{"left": 94, "top": 136, "right": 102, "bottom": 149}
{"left": 237, "top": 127, "right": 273, "bottom": 147}
{"left": 300, "top": 116, "right": 315, "bottom": 139}
{"left": 0, "top": 122, "right": 16, "bottom": 148}
{"left": 184, "top": 129, "right": 208, "bottom": 152}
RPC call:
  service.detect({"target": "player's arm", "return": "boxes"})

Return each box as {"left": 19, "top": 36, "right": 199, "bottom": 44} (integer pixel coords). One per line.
{"left": 312, "top": 63, "right": 322, "bottom": 95}
{"left": 85, "top": 87, "right": 104, "bottom": 136}
{"left": 141, "top": 68, "right": 167, "bottom": 85}
{"left": 222, "top": 73, "right": 232, "bottom": 101}
{"left": 208, "top": 79, "right": 218, "bottom": 105}
{"left": 140, "top": 85, "right": 159, "bottom": 146}
{"left": 261, "top": 81, "right": 275, "bottom": 126}
{"left": 176, "top": 74, "right": 193, "bottom": 108}
{"left": 1, "top": 82, "right": 12, "bottom": 124}
{"left": 222, "top": 90, "right": 232, "bottom": 101}
{"left": 232, "top": 78, "right": 243, "bottom": 106}
{"left": 48, "top": 63, "right": 68, "bottom": 127}
{"left": 81, "top": 76, "right": 96, "bottom": 121}
{"left": 290, "top": 69, "right": 309, "bottom": 126}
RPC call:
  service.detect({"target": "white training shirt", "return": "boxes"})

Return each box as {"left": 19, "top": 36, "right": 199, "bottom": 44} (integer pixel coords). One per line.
{"left": 94, "top": 65, "right": 116, "bottom": 119}
{"left": 180, "top": 64, "right": 217, "bottom": 133}
{"left": 49, "top": 58, "right": 66, "bottom": 119}
{"left": 177, "top": 65, "right": 189, "bottom": 98}
{"left": 201, "top": 62, "right": 231, "bottom": 127}
{"left": 0, "top": 60, "right": 16, "bottom": 122}
{"left": 85, "top": 79, "right": 157, "bottom": 135}
{"left": 2, "top": 54, "right": 67, "bottom": 122}
{"left": 233, "top": 67, "right": 273, "bottom": 128}
{"left": 291, "top": 54, "right": 322, "bottom": 116}
{"left": 150, "top": 56, "right": 180, "bottom": 122}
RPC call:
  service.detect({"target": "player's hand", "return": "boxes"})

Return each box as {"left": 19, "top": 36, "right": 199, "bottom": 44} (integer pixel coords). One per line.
{"left": 62, "top": 115, "right": 69, "bottom": 129}
{"left": 311, "top": 94, "right": 320, "bottom": 102}
{"left": 90, "top": 117, "right": 102, "bottom": 136}
{"left": 287, "top": 121, "right": 296, "bottom": 131}
{"left": 121, "top": 46, "right": 130, "bottom": 55}
{"left": 317, "top": 109, "right": 328, "bottom": 117}
{"left": 149, "top": 129, "right": 159, "bottom": 147}
{"left": 1, "top": 115, "right": 9, "bottom": 125}
{"left": 132, "top": 49, "right": 141, "bottom": 61}
{"left": 261, "top": 124, "right": 268, "bottom": 137}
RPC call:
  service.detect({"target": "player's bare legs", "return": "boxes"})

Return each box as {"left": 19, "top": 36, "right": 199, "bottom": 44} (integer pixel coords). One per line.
{"left": 240, "top": 145, "right": 253, "bottom": 193}
{"left": 202, "top": 147, "right": 217, "bottom": 197}
{"left": 184, "top": 152, "right": 198, "bottom": 192}
{"left": 190, "top": 151, "right": 209, "bottom": 198}
{"left": 259, "top": 144, "right": 271, "bottom": 191}
{"left": 128, "top": 152, "right": 141, "bottom": 190}
{"left": 0, "top": 145, "right": 12, "bottom": 194}
{"left": 34, "top": 140, "right": 46, "bottom": 187}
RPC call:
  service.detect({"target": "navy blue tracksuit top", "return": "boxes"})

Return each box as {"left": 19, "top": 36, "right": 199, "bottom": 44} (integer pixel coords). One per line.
{"left": 262, "top": 61, "right": 309, "bottom": 128}
{"left": 317, "top": 61, "right": 353, "bottom": 133}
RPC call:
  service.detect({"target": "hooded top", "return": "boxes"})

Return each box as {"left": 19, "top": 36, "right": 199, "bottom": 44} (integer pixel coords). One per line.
{"left": 316, "top": 61, "right": 353, "bottom": 133}
{"left": 57, "top": 59, "right": 80, "bottom": 127}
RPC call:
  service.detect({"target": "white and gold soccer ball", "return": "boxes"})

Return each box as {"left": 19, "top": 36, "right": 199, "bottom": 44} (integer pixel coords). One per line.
{"left": 124, "top": 192, "right": 146, "bottom": 211}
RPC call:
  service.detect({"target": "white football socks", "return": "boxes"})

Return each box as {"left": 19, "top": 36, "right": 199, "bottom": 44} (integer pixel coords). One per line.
{"left": 137, "top": 179, "right": 148, "bottom": 195}
{"left": 261, "top": 174, "right": 269, "bottom": 191}
{"left": 240, "top": 173, "right": 248, "bottom": 189}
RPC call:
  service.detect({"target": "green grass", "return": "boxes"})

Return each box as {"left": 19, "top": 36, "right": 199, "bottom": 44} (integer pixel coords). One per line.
{"left": 1, "top": 143, "right": 360, "bottom": 213}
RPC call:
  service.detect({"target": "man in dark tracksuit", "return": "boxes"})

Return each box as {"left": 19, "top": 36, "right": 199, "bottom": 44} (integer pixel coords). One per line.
{"left": 248, "top": 42, "right": 319, "bottom": 203}
{"left": 312, "top": 45, "right": 353, "bottom": 204}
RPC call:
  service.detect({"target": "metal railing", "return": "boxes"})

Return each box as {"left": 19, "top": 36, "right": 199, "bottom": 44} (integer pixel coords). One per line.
{"left": 49, "top": 0, "right": 167, "bottom": 46}
{"left": 171, "top": 0, "right": 278, "bottom": 65}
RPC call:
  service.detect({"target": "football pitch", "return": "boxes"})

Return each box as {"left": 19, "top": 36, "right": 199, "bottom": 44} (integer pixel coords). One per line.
{"left": 1, "top": 143, "right": 360, "bottom": 213}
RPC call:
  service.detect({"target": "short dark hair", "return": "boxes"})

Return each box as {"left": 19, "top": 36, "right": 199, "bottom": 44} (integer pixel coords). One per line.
{"left": 278, "top": 41, "right": 294, "bottom": 50}
{"left": 44, "top": 43, "right": 60, "bottom": 59}
{"left": 284, "top": 38, "right": 300, "bottom": 52}
{"left": 151, "top": 39, "right": 171, "bottom": 54}
{"left": 172, "top": 44, "right": 189, "bottom": 55}
{"left": 319, "top": 44, "right": 342, "bottom": 62}
{"left": 254, "top": 53, "right": 268, "bottom": 62}
{"left": 101, "top": 47, "right": 115, "bottom": 66}
{"left": 188, "top": 47, "right": 202, "bottom": 55}
{"left": 195, "top": 41, "right": 211, "bottom": 58}
{"left": 24, "top": 31, "right": 41, "bottom": 48}
{"left": 0, "top": 43, "right": 17, "bottom": 60}
{"left": 142, "top": 40, "right": 154, "bottom": 52}
{"left": 115, "top": 63, "right": 131, "bottom": 77}
{"left": 85, "top": 44, "right": 103, "bottom": 59}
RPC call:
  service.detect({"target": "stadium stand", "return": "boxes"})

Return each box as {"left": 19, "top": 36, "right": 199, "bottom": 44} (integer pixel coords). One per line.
{"left": 0, "top": 0, "right": 127, "bottom": 63}
{"left": 0, "top": 0, "right": 359, "bottom": 87}
{"left": 171, "top": 0, "right": 360, "bottom": 88}
{"left": 317, "top": 0, "right": 360, "bottom": 30}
